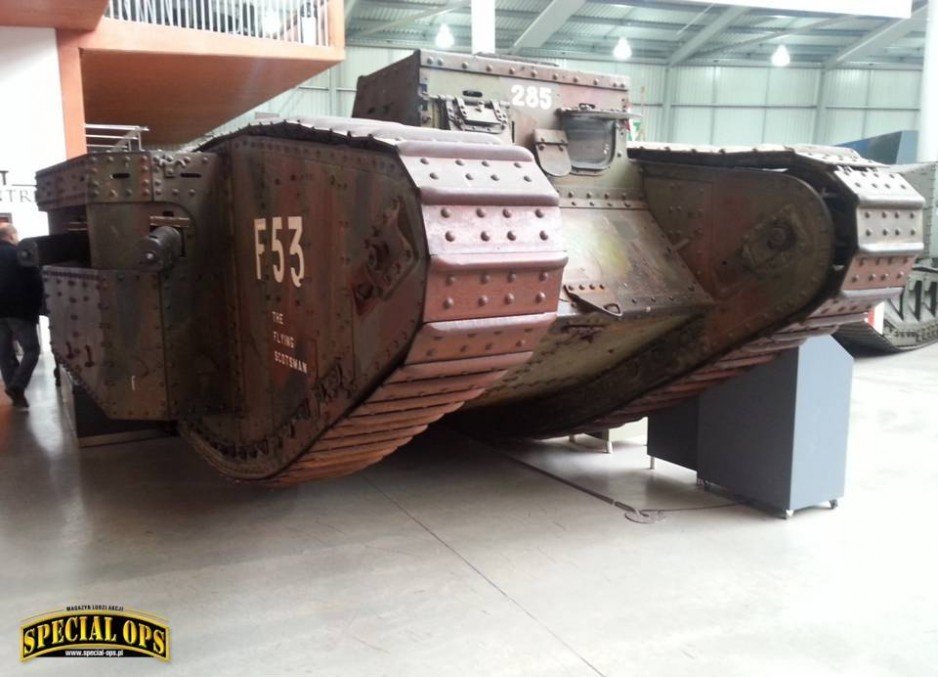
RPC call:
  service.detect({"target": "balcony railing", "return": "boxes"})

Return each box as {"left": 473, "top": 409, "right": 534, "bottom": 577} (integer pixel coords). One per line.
{"left": 85, "top": 124, "right": 149, "bottom": 152}
{"left": 105, "top": 0, "right": 332, "bottom": 46}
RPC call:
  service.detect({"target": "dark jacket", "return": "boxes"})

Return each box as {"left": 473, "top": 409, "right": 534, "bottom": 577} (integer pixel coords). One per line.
{"left": 0, "top": 241, "right": 44, "bottom": 323}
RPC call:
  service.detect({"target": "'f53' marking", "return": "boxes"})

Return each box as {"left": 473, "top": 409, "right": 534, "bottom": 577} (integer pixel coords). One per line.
{"left": 254, "top": 216, "right": 305, "bottom": 289}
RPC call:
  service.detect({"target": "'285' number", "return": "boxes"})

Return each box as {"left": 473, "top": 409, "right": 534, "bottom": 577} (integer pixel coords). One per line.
{"left": 510, "top": 85, "right": 552, "bottom": 110}
{"left": 254, "top": 216, "right": 305, "bottom": 288}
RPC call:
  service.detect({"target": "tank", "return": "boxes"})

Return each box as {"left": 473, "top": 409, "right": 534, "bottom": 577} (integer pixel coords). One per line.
{"left": 353, "top": 50, "right": 925, "bottom": 438}
{"left": 25, "top": 51, "right": 924, "bottom": 484}
{"left": 31, "top": 120, "right": 565, "bottom": 483}
{"left": 835, "top": 161, "right": 938, "bottom": 352}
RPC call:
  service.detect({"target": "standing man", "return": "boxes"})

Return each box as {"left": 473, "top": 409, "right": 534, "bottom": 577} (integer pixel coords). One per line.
{"left": 0, "top": 223, "right": 43, "bottom": 409}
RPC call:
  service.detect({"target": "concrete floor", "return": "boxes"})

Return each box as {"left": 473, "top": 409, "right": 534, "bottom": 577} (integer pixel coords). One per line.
{"left": 1, "top": 343, "right": 937, "bottom": 676}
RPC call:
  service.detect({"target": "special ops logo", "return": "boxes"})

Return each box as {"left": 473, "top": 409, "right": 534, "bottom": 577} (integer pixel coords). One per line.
{"left": 20, "top": 606, "right": 170, "bottom": 661}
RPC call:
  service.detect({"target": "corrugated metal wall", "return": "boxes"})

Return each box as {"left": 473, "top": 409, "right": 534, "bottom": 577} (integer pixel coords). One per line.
{"left": 214, "top": 47, "right": 921, "bottom": 146}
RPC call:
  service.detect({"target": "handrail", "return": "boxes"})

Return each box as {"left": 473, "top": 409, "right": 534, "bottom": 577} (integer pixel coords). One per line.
{"left": 105, "top": 0, "right": 332, "bottom": 47}
{"left": 86, "top": 124, "right": 150, "bottom": 152}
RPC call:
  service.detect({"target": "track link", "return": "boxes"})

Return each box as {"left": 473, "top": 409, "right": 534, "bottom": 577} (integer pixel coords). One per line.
{"left": 574, "top": 145, "right": 924, "bottom": 432}
{"left": 181, "top": 118, "right": 566, "bottom": 484}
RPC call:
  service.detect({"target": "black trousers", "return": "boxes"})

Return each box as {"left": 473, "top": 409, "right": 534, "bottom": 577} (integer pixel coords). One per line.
{"left": 0, "top": 317, "right": 40, "bottom": 392}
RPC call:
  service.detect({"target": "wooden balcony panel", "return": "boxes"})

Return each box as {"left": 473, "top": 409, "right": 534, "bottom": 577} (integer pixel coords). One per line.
{"left": 0, "top": 0, "right": 107, "bottom": 30}
{"left": 68, "top": 17, "right": 345, "bottom": 146}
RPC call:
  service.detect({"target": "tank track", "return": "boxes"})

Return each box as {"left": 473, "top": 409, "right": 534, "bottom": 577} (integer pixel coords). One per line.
{"left": 180, "top": 118, "right": 566, "bottom": 484}
{"left": 835, "top": 263, "right": 938, "bottom": 353}
{"left": 569, "top": 145, "right": 924, "bottom": 433}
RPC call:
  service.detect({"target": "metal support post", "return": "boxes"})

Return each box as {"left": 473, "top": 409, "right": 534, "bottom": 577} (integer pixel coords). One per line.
{"left": 918, "top": 0, "right": 938, "bottom": 161}
{"left": 813, "top": 68, "right": 830, "bottom": 144}
{"left": 660, "top": 66, "right": 673, "bottom": 141}
{"left": 471, "top": 0, "right": 496, "bottom": 54}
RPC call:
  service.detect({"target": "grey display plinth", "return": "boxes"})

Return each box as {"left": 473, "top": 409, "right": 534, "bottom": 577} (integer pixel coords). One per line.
{"left": 648, "top": 336, "right": 853, "bottom": 515}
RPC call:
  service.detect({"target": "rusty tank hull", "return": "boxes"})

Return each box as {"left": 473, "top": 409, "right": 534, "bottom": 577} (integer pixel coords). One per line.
{"left": 33, "top": 119, "right": 565, "bottom": 483}
{"left": 354, "top": 50, "right": 925, "bottom": 439}
{"left": 28, "top": 49, "right": 925, "bottom": 485}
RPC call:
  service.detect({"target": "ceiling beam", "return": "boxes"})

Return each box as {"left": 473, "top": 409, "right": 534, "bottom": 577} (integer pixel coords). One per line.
{"left": 345, "top": 0, "right": 360, "bottom": 22}
{"left": 345, "top": 36, "right": 925, "bottom": 69}
{"left": 692, "top": 15, "right": 849, "bottom": 59}
{"left": 669, "top": 5, "right": 748, "bottom": 65}
{"left": 509, "top": 0, "right": 587, "bottom": 53}
{"left": 669, "top": 0, "right": 912, "bottom": 19}
{"left": 357, "top": 1, "right": 873, "bottom": 40}
{"left": 824, "top": 5, "right": 927, "bottom": 68}
{"left": 350, "top": 0, "right": 470, "bottom": 38}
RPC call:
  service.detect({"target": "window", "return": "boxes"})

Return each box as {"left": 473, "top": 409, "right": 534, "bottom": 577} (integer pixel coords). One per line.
{"left": 562, "top": 116, "right": 617, "bottom": 172}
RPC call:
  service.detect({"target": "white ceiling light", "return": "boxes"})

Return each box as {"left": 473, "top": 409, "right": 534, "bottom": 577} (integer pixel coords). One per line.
{"left": 771, "top": 44, "right": 791, "bottom": 67}
{"left": 613, "top": 37, "right": 632, "bottom": 60}
{"left": 435, "top": 23, "right": 455, "bottom": 50}
{"left": 261, "top": 10, "right": 282, "bottom": 36}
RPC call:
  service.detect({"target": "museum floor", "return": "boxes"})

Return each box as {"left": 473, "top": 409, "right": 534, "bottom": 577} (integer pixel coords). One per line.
{"left": 1, "top": 343, "right": 937, "bottom": 676}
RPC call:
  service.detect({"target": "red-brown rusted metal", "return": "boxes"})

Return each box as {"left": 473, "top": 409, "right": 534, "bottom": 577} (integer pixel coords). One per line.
{"left": 35, "top": 117, "right": 567, "bottom": 483}
{"left": 355, "top": 51, "right": 925, "bottom": 440}
{"left": 29, "top": 50, "right": 927, "bottom": 486}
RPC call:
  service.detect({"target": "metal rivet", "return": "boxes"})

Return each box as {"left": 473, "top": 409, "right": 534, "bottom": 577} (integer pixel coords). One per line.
{"left": 539, "top": 231, "right": 549, "bottom": 240}
{"left": 481, "top": 231, "right": 491, "bottom": 241}
{"left": 442, "top": 208, "right": 452, "bottom": 218}
{"left": 443, "top": 298, "right": 454, "bottom": 309}
{"left": 507, "top": 231, "right": 516, "bottom": 240}
{"left": 504, "top": 293, "right": 515, "bottom": 304}
{"left": 535, "top": 209, "right": 545, "bottom": 218}
{"left": 535, "top": 292, "right": 546, "bottom": 303}
{"left": 445, "top": 231, "right": 455, "bottom": 241}
{"left": 478, "top": 296, "right": 489, "bottom": 306}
